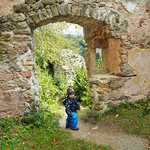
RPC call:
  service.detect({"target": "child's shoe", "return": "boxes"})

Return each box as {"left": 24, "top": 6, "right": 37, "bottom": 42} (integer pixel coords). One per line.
{"left": 65, "top": 125, "right": 70, "bottom": 129}
{"left": 71, "top": 127, "right": 79, "bottom": 131}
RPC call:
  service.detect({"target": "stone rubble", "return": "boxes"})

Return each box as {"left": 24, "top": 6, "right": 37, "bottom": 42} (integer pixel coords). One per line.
{"left": 54, "top": 49, "right": 85, "bottom": 85}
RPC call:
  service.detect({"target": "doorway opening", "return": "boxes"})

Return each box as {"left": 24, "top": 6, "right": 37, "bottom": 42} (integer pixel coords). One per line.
{"left": 34, "top": 22, "right": 92, "bottom": 113}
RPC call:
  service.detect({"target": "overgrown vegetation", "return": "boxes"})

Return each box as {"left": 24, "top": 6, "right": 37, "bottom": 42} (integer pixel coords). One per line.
{"left": 37, "top": 66, "right": 68, "bottom": 112}
{"left": 97, "top": 98, "right": 150, "bottom": 140}
{"left": 97, "top": 58, "right": 102, "bottom": 69}
{"left": 34, "top": 23, "right": 79, "bottom": 111}
{"left": 35, "top": 23, "right": 92, "bottom": 109}
{"left": 66, "top": 34, "right": 87, "bottom": 58}
{"left": 73, "top": 67, "right": 92, "bottom": 107}
{"left": 0, "top": 110, "right": 111, "bottom": 150}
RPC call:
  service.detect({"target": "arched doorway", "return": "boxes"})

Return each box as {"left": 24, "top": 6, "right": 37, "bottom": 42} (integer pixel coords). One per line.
{"left": 0, "top": 0, "right": 133, "bottom": 117}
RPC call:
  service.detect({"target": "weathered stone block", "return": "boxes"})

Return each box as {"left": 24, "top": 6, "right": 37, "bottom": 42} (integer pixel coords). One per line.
{"left": 109, "top": 78, "right": 123, "bottom": 90}
{"left": 26, "top": 16, "right": 36, "bottom": 28}
{"left": 51, "top": 5, "right": 59, "bottom": 17}
{"left": 72, "top": 3, "right": 78, "bottom": 15}
{"left": 46, "top": 8, "right": 53, "bottom": 18}
{"left": 56, "top": 0, "right": 65, "bottom": 3}
{"left": 34, "top": 9, "right": 49, "bottom": 23}
{"left": 84, "top": 5, "right": 90, "bottom": 18}
{"left": 13, "top": 29, "right": 31, "bottom": 35}
{"left": 13, "top": 4, "right": 30, "bottom": 13}
{"left": 11, "top": 13, "right": 26, "bottom": 22}
{"left": 20, "top": 71, "right": 32, "bottom": 78}
{"left": 41, "top": 8, "right": 49, "bottom": 19}
{"left": 21, "top": 90, "right": 34, "bottom": 100}
{"left": 14, "top": 43, "right": 29, "bottom": 55}
{"left": 25, "top": 0, "right": 37, "bottom": 4}
{"left": 32, "top": 14, "right": 40, "bottom": 24}
{"left": 146, "top": 0, "right": 150, "bottom": 13}
{"left": 55, "top": 4, "right": 67, "bottom": 15}
{"left": 15, "top": 22, "right": 28, "bottom": 29}
{"left": 0, "top": 74, "right": 14, "bottom": 81}
{"left": 91, "top": 9, "right": 99, "bottom": 20}
{"left": 0, "top": 15, "right": 8, "bottom": 23}
{"left": 23, "top": 60, "right": 34, "bottom": 66}
{"left": 0, "top": 84, "right": 17, "bottom": 90}
{"left": 64, "top": 4, "right": 72, "bottom": 15}
{"left": 0, "top": 41, "right": 14, "bottom": 50}
{"left": 0, "top": 24, "right": 14, "bottom": 31}
{"left": 13, "top": 35, "right": 32, "bottom": 42}
{"left": 1, "top": 32, "right": 13, "bottom": 41}
{"left": 10, "top": 62, "right": 22, "bottom": 72}
{"left": 16, "top": 80, "right": 31, "bottom": 89}
{"left": 41, "top": 0, "right": 56, "bottom": 5}
{"left": 120, "top": 54, "right": 127, "bottom": 63}
{"left": 120, "top": 63, "right": 133, "bottom": 77}
{"left": 31, "top": 1, "right": 44, "bottom": 11}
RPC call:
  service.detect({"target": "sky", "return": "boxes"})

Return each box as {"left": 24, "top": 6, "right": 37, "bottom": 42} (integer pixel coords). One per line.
{"left": 63, "top": 23, "right": 84, "bottom": 36}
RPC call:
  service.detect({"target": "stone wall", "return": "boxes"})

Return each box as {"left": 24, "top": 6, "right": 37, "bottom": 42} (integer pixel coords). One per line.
{"left": 54, "top": 49, "right": 85, "bottom": 86}
{"left": 0, "top": 0, "right": 25, "bottom": 16}
{"left": 86, "top": 0, "right": 150, "bottom": 113}
{"left": 0, "top": 0, "right": 150, "bottom": 117}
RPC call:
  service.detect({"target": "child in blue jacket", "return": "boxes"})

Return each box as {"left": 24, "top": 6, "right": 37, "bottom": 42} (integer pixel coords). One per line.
{"left": 64, "top": 88, "right": 80, "bottom": 131}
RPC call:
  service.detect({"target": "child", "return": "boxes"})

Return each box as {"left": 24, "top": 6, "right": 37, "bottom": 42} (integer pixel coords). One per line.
{"left": 64, "top": 88, "right": 80, "bottom": 131}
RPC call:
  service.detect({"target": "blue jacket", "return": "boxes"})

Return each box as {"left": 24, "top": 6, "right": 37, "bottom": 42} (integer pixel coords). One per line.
{"left": 65, "top": 96, "right": 80, "bottom": 116}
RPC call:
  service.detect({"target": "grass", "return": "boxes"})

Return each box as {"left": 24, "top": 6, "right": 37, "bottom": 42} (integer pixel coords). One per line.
{"left": 97, "top": 98, "right": 150, "bottom": 140}
{"left": 1, "top": 98, "right": 150, "bottom": 150}
{"left": 0, "top": 109, "right": 111, "bottom": 150}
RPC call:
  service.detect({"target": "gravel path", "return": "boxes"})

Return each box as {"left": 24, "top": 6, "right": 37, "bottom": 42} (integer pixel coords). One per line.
{"left": 59, "top": 115, "right": 149, "bottom": 150}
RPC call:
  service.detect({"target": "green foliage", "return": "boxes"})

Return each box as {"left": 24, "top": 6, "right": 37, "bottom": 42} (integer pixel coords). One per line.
{"left": 73, "top": 67, "right": 92, "bottom": 107}
{"left": 97, "top": 57, "right": 102, "bottom": 69}
{"left": 34, "top": 23, "right": 91, "bottom": 110}
{"left": 0, "top": 110, "right": 111, "bottom": 150}
{"left": 66, "top": 34, "right": 87, "bottom": 58}
{"left": 37, "top": 66, "right": 68, "bottom": 112}
{"left": 34, "top": 23, "right": 77, "bottom": 111}
{"left": 34, "top": 23, "right": 79, "bottom": 71}
{"left": 97, "top": 99, "right": 150, "bottom": 139}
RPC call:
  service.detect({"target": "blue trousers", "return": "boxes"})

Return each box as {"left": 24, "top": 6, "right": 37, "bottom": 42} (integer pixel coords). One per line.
{"left": 66, "top": 112, "right": 78, "bottom": 129}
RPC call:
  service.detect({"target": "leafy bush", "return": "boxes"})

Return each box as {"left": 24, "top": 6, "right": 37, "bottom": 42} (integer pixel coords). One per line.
{"left": 73, "top": 67, "right": 92, "bottom": 107}
{"left": 37, "top": 66, "right": 68, "bottom": 111}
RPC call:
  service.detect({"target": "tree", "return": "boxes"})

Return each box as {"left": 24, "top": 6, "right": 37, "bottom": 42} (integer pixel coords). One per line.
{"left": 34, "top": 23, "right": 79, "bottom": 72}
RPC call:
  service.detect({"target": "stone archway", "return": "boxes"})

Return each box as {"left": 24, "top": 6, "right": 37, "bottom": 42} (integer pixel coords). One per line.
{"left": 0, "top": 0, "right": 150, "bottom": 118}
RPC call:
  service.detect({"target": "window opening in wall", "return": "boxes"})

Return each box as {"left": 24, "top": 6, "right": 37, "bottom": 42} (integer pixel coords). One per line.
{"left": 96, "top": 48, "right": 102, "bottom": 69}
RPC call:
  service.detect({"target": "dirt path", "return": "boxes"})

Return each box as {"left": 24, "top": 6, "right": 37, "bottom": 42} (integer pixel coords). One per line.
{"left": 59, "top": 115, "right": 149, "bottom": 150}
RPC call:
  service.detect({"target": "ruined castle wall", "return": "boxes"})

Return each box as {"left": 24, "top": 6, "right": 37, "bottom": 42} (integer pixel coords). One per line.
{"left": 88, "top": 0, "right": 150, "bottom": 113}
{"left": 0, "top": 0, "right": 150, "bottom": 117}
{"left": 0, "top": 0, "right": 25, "bottom": 17}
